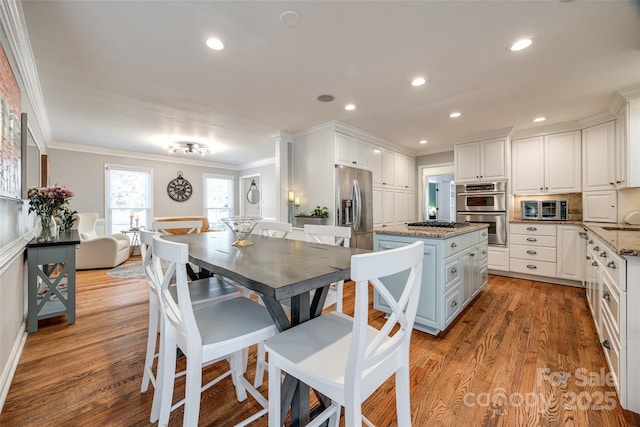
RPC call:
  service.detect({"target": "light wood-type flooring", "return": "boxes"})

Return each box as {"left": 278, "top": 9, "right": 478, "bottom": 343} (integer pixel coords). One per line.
{"left": 2, "top": 258, "right": 639, "bottom": 426}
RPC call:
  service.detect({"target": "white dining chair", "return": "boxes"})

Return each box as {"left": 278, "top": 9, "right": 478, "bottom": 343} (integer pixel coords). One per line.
{"left": 152, "top": 219, "right": 203, "bottom": 235}
{"left": 265, "top": 240, "right": 424, "bottom": 427}
{"left": 138, "top": 230, "right": 241, "bottom": 401}
{"left": 303, "top": 224, "right": 351, "bottom": 312}
{"left": 151, "top": 235, "right": 277, "bottom": 427}
{"left": 254, "top": 221, "right": 292, "bottom": 239}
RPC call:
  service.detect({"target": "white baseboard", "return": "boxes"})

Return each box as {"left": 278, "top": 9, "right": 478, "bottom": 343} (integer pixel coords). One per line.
{"left": 0, "top": 323, "right": 27, "bottom": 414}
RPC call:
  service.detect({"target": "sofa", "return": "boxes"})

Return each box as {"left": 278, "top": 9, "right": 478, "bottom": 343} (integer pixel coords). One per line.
{"left": 74, "top": 213, "right": 131, "bottom": 270}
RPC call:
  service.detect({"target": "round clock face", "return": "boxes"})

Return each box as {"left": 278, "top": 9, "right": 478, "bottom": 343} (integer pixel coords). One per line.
{"left": 167, "top": 175, "right": 193, "bottom": 202}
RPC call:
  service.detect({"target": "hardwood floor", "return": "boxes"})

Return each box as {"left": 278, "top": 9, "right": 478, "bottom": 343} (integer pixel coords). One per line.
{"left": 2, "top": 261, "right": 639, "bottom": 426}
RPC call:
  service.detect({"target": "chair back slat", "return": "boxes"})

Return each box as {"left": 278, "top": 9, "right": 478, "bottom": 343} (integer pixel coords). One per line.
{"left": 254, "top": 221, "right": 292, "bottom": 239}
{"left": 152, "top": 220, "right": 203, "bottom": 235}
{"left": 303, "top": 224, "right": 351, "bottom": 247}
{"left": 140, "top": 230, "right": 160, "bottom": 292}
{"left": 347, "top": 240, "right": 423, "bottom": 380}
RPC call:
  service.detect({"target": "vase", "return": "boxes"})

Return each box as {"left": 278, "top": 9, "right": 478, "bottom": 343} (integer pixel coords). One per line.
{"left": 35, "top": 215, "right": 58, "bottom": 242}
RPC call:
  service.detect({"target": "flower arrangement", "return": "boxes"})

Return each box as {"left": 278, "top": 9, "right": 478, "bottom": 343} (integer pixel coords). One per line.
{"left": 27, "top": 183, "right": 74, "bottom": 218}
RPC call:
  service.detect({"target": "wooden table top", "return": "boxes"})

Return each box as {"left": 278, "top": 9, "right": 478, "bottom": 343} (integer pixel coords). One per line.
{"left": 162, "top": 231, "right": 370, "bottom": 301}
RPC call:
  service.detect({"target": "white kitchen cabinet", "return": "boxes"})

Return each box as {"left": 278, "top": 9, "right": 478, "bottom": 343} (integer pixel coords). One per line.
{"left": 371, "top": 148, "right": 395, "bottom": 187}
{"left": 488, "top": 246, "right": 510, "bottom": 271}
{"left": 556, "top": 224, "right": 583, "bottom": 281}
{"left": 393, "top": 191, "right": 408, "bottom": 225}
{"left": 582, "top": 121, "right": 616, "bottom": 191}
{"left": 511, "top": 131, "right": 581, "bottom": 194}
{"left": 509, "top": 223, "right": 558, "bottom": 277}
{"left": 454, "top": 138, "right": 507, "bottom": 183}
{"left": 583, "top": 191, "right": 617, "bottom": 223}
{"left": 382, "top": 187, "right": 395, "bottom": 226}
{"left": 334, "top": 131, "right": 371, "bottom": 168}
{"left": 394, "top": 152, "right": 415, "bottom": 190}
{"left": 615, "top": 94, "right": 640, "bottom": 188}
{"left": 372, "top": 187, "right": 382, "bottom": 227}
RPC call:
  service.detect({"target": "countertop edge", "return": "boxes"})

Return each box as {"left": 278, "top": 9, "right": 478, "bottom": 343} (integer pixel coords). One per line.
{"left": 374, "top": 223, "right": 488, "bottom": 239}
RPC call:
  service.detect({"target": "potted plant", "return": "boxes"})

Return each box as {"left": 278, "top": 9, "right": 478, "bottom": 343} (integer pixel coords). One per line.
{"left": 295, "top": 205, "right": 330, "bottom": 227}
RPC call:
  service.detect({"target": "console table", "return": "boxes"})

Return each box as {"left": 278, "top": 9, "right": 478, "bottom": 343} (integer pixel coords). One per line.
{"left": 27, "top": 230, "right": 80, "bottom": 333}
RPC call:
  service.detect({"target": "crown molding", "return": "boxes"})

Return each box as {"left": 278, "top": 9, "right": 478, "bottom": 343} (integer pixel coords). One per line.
{"left": 0, "top": 0, "right": 51, "bottom": 145}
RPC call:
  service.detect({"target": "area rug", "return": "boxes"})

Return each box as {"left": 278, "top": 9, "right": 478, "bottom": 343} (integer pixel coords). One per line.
{"left": 107, "top": 262, "right": 146, "bottom": 279}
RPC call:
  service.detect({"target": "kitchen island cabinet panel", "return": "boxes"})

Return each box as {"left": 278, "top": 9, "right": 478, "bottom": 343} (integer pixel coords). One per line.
{"left": 374, "top": 225, "right": 488, "bottom": 335}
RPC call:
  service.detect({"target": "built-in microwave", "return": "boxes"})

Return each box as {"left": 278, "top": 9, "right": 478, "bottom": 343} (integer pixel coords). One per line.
{"left": 521, "top": 200, "right": 568, "bottom": 220}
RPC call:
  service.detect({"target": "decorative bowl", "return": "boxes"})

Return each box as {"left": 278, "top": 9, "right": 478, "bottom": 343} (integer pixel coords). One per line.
{"left": 220, "top": 217, "right": 262, "bottom": 247}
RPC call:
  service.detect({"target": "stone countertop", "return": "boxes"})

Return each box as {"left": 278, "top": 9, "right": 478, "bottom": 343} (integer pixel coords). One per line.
{"left": 374, "top": 223, "right": 489, "bottom": 239}
{"left": 583, "top": 222, "right": 640, "bottom": 257}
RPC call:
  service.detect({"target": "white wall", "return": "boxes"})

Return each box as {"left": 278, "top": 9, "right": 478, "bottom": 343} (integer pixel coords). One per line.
{"left": 241, "top": 163, "right": 277, "bottom": 220}
{"left": 618, "top": 187, "right": 640, "bottom": 223}
{"left": 46, "top": 148, "right": 242, "bottom": 221}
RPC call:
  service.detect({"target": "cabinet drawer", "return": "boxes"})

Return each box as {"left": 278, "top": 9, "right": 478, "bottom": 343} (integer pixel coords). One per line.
{"left": 444, "top": 258, "right": 461, "bottom": 292}
{"left": 478, "top": 245, "right": 488, "bottom": 262}
{"left": 471, "top": 229, "right": 489, "bottom": 244}
{"left": 444, "top": 287, "right": 462, "bottom": 326}
{"left": 600, "top": 252, "right": 626, "bottom": 292}
{"left": 602, "top": 275, "right": 620, "bottom": 334}
{"left": 509, "top": 258, "right": 557, "bottom": 277}
{"left": 510, "top": 223, "right": 556, "bottom": 236}
{"left": 510, "top": 244, "right": 556, "bottom": 262}
{"left": 510, "top": 234, "right": 556, "bottom": 247}
{"left": 601, "top": 314, "right": 621, "bottom": 393}
{"left": 443, "top": 234, "right": 469, "bottom": 258}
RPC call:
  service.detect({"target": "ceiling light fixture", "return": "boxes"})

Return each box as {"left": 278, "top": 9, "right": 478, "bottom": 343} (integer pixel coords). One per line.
{"left": 317, "top": 94, "right": 335, "bottom": 102}
{"left": 206, "top": 38, "right": 225, "bottom": 51}
{"left": 168, "top": 142, "right": 210, "bottom": 156}
{"left": 449, "top": 112, "right": 462, "bottom": 118}
{"left": 411, "top": 77, "right": 427, "bottom": 87}
{"left": 510, "top": 38, "right": 532, "bottom": 52}
{"left": 533, "top": 117, "right": 546, "bottom": 123}
{"left": 419, "top": 139, "right": 428, "bottom": 144}
{"left": 344, "top": 104, "right": 357, "bottom": 111}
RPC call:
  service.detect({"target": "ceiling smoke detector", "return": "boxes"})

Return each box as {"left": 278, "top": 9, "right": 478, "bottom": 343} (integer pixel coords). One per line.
{"left": 280, "top": 10, "right": 300, "bottom": 27}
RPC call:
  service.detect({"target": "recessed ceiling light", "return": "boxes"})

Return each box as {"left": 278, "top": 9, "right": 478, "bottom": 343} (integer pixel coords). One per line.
{"left": 510, "top": 38, "right": 532, "bottom": 52}
{"left": 533, "top": 117, "right": 546, "bottom": 123}
{"left": 411, "top": 77, "right": 427, "bottom": 87}
{"left": 280, "top": 10, "right": 300, "bottom": 27}
{"left": 449, "top": 112, "right": 462, "bottom": 118}
{"left": 344, "top": 104, "right": 357, "bottom": 111}
{"left": 206, "top": 38, "right": 225, "bottom": 51}
{"left": 317, "top": 94, "right": 335, "bottom": 103}
{"left": 419, "top": 140, "right": 428, "bottom": 144}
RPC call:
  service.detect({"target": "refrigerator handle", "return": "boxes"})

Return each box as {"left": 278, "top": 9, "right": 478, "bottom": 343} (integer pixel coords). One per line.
{"left": 353, "top": 178, "right": 361, "bottom": 232}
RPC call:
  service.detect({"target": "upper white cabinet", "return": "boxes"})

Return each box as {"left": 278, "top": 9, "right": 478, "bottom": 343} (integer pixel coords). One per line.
{"left": 334, "top": 131, "right": 371, "bottom": 168}
{"left": 372, "top": 148, "right": 395, "bottom": 186}
{"left": 582, "top": 121, "right": 616, "bottom": 191}
{"left": 394, "top": 153, "right": 415, "bottom": 190}
{"left": 615, "top": 95, "right": 640, "bottom": 188}
{"left": 454, "top": 138, "right": 507, "bottom": 183}
{"left": 511, "top": 131, "right": 581, "bottom": 194}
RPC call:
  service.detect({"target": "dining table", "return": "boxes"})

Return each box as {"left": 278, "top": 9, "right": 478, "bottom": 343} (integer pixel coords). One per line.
{"left": 161, "top": 230, "right": 370, "bottom": 426}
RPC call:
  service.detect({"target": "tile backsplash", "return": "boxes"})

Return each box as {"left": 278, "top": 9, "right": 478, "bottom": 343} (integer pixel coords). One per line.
{"left": 511, "top": 193, "right": 582, "bottom": 221}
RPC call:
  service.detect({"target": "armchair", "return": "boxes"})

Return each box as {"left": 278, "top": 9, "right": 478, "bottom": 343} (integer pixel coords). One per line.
{"left": 74, "top": 213, "right": 130, "bottom": 270}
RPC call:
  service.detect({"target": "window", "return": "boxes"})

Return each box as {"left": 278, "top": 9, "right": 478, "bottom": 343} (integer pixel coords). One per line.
{"left": 105, "top": 165, "right": 152, "bottom": 234}
{"left": 204, "top": 174, "right": 234, "bottom": 229}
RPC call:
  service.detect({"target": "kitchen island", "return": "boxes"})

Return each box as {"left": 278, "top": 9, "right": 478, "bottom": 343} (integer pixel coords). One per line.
{"left": 374, "top": 223, "right": 489, "bottom": 335}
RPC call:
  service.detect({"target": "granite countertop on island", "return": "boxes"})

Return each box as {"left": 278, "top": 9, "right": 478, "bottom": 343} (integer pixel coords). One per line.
{"left": 374, "top": 223, "right": 489, "bottom": 239}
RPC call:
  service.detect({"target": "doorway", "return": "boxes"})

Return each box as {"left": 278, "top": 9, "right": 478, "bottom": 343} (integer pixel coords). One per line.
{"left": 419, "top": 164, "right": 455, "bottom": 222}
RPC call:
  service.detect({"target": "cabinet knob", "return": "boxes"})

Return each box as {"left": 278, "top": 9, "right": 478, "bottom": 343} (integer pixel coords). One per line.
{"left": 382, "top": 182, "right": 387, "bottom": 185}
{"left": 451, "top": 267, "right": 457, "bottom": 274}
{"left": 602, "top": 340, "right": 611, "bottom": 350}
{"left": 451, "top": 242, "right": 457, "bottom": 248}
{"left": 607, "top": 261, "right": 616, "bottom": 269}
{"left": 451, "top": 300, "right": 458, "bottom": 307}
{"left": 545, "top": 187, "right": 548, "bottom": 190}
{"left": 593, "top": 246, "right": 600, "bottom": 251}
{"left": 470, "top": 252, "right": 475, "bottom": 257}
{"left": 526, "top": 264, "right": 537, "bottom": 269}
{"left": 527, "top": 250, "right": 537, "bottom": 255}
{"left": 588, "top": 240, "right": 593, "bottom": 244}
{"left": 527, "top": 227, "right": 537, "bottom": 231}
{"left": 599, "top": 252, "right": 607, "bottom": 258}
{"left": 616, "top": 180, "right": 622, "bottom": 184}
{"left": 352, "top": 161, "right": 356, "bottom": 164}
{"left": 586, "top": 255, "right": 591, "bottom": 260}
{"left": 482, "top": 232, "right": 487, "bottom": 237}
{"left": 603, "top": 292, "right": 611, "bottom": 302}
{"left": 540, "top": 187, "right": 543, "bottom": 191}
{"left": 526, "top": 237, "right": 537, "bottom": 242}
{"left": 591, "top": 261, "right": 598, "bottom": 267}
{"left": 482, "top": 250, "right": 487, "bottom": 255}
{"left": 610, "top": 182, "right": 615, "bottom": 185}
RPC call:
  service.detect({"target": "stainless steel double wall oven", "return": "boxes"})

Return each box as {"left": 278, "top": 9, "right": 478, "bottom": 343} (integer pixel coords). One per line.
{"left": 456, "top": 181, "right": 507, "bottom": 246}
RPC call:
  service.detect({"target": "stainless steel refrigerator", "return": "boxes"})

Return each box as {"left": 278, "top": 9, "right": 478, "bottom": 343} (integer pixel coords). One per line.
{"left": 335, "top": 165, "right": 373, "bottom": 250}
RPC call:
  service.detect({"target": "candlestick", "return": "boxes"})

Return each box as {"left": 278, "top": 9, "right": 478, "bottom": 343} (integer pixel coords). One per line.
{"left": 288, "top": 191, "right": 295, "bottom": 202}
{"left": 294, "top": 197, "right": 300, "bottom": 206}
{"left": 129, "top": 210, "right": 134, "bottom": 218}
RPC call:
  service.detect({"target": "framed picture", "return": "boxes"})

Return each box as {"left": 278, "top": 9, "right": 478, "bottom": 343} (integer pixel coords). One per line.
{"left": 0, "top": 42, "right": 22, "bottom": 199}
{"left": 41, "top": 154, "right": 50, "bottom": 187}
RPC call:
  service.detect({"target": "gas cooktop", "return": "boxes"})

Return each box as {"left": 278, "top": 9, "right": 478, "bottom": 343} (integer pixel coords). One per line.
{"left": 407, "top": 221, "right": 469, "bottom": 229}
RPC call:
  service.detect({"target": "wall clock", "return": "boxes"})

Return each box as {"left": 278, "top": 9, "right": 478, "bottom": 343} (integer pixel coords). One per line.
{"left": 167, "top": 171, "right": 193, "bottom": 202}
